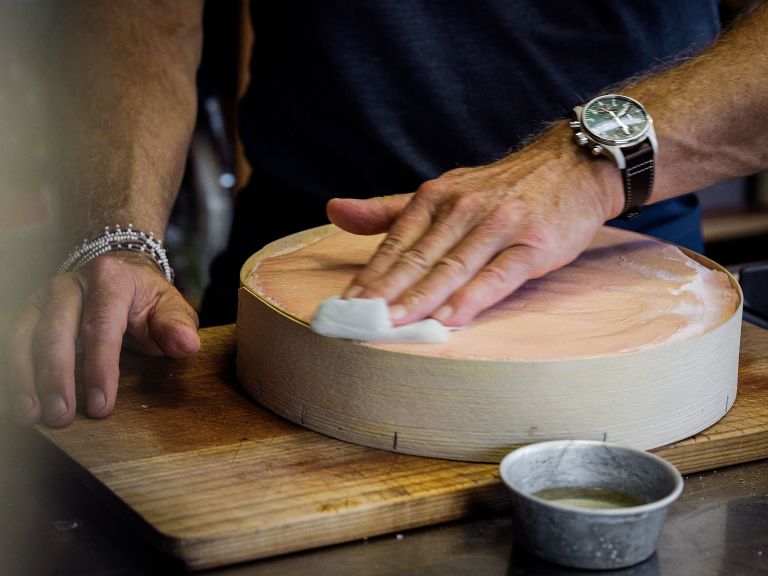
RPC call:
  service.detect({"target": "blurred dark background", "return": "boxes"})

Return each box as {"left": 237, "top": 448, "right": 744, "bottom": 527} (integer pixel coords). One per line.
{"left": 166, "top": 1, "right": 768, "bottom": 309}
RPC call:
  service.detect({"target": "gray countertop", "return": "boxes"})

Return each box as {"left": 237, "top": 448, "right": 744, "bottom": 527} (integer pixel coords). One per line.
{"left": 1, "top": 417, "right": 766, "bottom": 576}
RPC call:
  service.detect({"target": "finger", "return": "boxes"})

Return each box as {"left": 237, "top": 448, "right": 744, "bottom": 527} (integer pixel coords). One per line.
{"left": 363, "top": 200, "right": 504, "bottom": 306}
{"left": 79, "top": 265, "right": 134, "bottom": 419}
{"left": 343, "top": 191, "right": 437, "bottom": 297}
{"left": 123, "top": 267, "right": 200, "bottom": 358}
{"left": 145, "top": 289, "right": 200, "bottom": 358}
{"left": 431, "top": 245, "right": 542, "bottom": 327}
{"left": 32, "top": 276, "right": 84, "bottom": 427}
{"left": 10, "top": 297, "right": 44, "bottom": 424}
{"left": 387, "top": 221, "right": 515, "bottom": 324}
{"left": 326, "top": 194, "right": 412, "bottom": 235}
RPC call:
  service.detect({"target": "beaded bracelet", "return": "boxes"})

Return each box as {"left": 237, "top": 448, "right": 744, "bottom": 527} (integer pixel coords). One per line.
{"left": 57, "top": 224, "right": 174, "bottom": 283}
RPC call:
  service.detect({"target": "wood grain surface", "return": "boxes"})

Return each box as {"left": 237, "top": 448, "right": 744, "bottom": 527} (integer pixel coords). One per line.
{"left": 36, "top": 323, "right": 768, "bottom": 570}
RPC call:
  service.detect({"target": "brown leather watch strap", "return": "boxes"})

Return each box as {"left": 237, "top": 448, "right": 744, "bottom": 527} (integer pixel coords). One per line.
{"left": 619, "top": 142, "right": 655, "bottom": 219}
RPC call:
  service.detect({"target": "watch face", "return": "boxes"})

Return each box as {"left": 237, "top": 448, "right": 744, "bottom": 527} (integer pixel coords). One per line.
{"left": 582, "top": 95, "right": 649, "bottom": 145}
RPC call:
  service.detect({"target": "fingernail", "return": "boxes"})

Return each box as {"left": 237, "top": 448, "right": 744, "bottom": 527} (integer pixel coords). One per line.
{"left": 43, "top": 394, "right": 68, "bottom": 422}
{"left": 432, "top": 305, "right": 454, "bottom": 323}
{"left": 345, "top": 285, "right": 364, "bottom": 299}
{"left": 87, "top": 388, "right": 106, "bottom": 416}
{"left": 14, "top": 394, "right": 35, "bottom": 420}
{"left": 389, "top": 304, "right": 407, "bottom": 321}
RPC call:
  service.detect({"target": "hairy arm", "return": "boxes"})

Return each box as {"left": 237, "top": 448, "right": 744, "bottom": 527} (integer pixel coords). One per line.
{"left": 12, "top": 0, "right": 204, "bottom": 426}
{"left": 632, "top": 2, "right": 768, "bottom": 202}
{"left": 62, "top": 0, "right": 203, "bottom": 238}
{"left": 327, "top": 2, "right": 768, "bottom": 326}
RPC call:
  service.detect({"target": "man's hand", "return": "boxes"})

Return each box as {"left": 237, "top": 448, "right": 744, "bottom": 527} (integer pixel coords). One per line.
{"left": 328, "top": 1, "right": 768, "bottom": 328}
{"left": 11, "top": 254, "right": 200, "bottom": 427}
{"left": 6, "top": 0, "right": 205, "bottom": 427}
{"left": 327, "top": 125, "right": 624, "bottom": 327}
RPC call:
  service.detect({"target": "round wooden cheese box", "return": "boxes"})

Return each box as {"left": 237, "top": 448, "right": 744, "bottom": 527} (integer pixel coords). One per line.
{"left": 236, "top": 224, "right": 743, "bottom": 462}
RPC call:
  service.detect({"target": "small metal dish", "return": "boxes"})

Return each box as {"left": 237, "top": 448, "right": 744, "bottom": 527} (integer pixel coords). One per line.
{"left": 499, "top": 440, "right": 683, "bottom": 570}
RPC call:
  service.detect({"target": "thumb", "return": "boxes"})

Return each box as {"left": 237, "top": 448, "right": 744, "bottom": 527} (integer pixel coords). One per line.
{"left": 147, "top": 289, "right": 201, "bottom": 358}
{"left": 327, "top": 194, "right": 413, "bottom": 235}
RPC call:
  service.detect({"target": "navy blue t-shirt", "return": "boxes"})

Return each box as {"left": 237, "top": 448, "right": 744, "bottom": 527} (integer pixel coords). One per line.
{"left": 201, "top": 0, "right": 720, "bottom": 325}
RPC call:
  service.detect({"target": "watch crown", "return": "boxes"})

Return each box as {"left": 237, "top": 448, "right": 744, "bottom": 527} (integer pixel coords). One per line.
{"left": 591, "top": 145, "right": 603, "bottom": 156}
{"left": 569, "top": 121, "right": 581, "bottom": 129}
{"left": 573, "top": 132, "right": 588, "bottom": 147}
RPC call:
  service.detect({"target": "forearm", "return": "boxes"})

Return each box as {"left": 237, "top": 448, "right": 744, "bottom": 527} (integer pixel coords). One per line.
{"left": 624, "top": 1, "right": 768, "bottom": 205}
{"left": 55, "top": 0, "right": 203, "bottom": 246}
{"left": 10, "top": 1, "right": 204, "bottom": 427}
{"left": 328, "top": 4, "right": 768, "bottom": 328}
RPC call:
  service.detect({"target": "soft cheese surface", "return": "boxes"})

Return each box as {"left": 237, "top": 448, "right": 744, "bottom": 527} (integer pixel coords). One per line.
{"left": 246, "top": 227, "right": 739, "bottom": 360}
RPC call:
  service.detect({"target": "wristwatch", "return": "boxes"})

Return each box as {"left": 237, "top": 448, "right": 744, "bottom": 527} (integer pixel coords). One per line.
{"left": 570, "top": 94, "right": 657, "bottom": 219}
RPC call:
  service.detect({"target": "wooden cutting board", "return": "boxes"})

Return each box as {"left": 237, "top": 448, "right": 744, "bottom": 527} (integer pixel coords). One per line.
{"left": 37, "top": 322, "right": 768, "bottom": 571}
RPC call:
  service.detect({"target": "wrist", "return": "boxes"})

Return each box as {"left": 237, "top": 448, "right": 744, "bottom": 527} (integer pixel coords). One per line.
{"left": 540, "top": 121, "right": 627, "bottom": 221}
{"left": 585, "top": 151, "right": 627, "bottom": 221}
{"left": 58, "top": 224, "right": 174, "bottom": 283}
{"left": 569, "top": 94, "right": 659, "bottom": 220}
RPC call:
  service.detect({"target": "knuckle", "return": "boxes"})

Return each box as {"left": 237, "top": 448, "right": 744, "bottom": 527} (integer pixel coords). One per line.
{"left": 80, "top": 313, "right": 117, "bottom": 341}
{"left": 401, "top": 287, "right": 429, "bottom": 309}
{"left": 478, "top": 264, "right": 512, "bottom": 288}
{"left": 356, "top": 264, "right": 388, "bottom": 286}
{"left": 399, "top": 248, "right": 431, "bottom": 273}
{"left": 83, "top": 254, "right": 125, "bottom": 283}
{"left": 377, "top": 235, "right": 406, "bottom": 259}
{"left": 80, "top": 310, "right": 111, "bottom": 333}
{"left": 48, "top": 273, "right": 74, "bottom": 295}
{"left": 33, "top": 314, "right": 71, "bottom": 350}
{"left": 447, "top": 287, "right": 484, "bottom": 320}
{"left": 34, "top": 364, "right": 64, "bottom": 388}
{"left": 84, "top": 255, "right": 112, "bottom": 277}
{"left": 536, "top": 234, "right": 559, "bottom": 255}
{"left": 416, "top": 178, "right": 447, "bottom": 200}
{"left": 33, "top": 326, "right": 62, "bottom": 353}
{"left": 484, "top": 202, "right": 518, "bottom": 229}
{"left": 451, "top": 192, "right": 477, "bottom": 216}
{"left": 435, "top": 254, "right": 471, "bottom": 279}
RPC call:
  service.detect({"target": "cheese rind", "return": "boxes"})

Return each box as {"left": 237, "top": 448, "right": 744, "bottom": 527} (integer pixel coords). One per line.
{"left": 247, "top": 227, "right": 739, "bottom": 360}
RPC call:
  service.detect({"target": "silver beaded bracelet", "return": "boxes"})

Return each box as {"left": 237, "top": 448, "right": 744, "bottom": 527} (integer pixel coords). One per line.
{"left": 57, "top": 224, "right": 174, "bottom": 283}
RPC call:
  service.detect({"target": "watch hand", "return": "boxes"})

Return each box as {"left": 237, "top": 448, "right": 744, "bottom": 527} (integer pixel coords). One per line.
{"left": 608, "top": 110, "right": 631, "bottom": 135}
{"left": 617, "top": 103, "right": 630, "bottom": 117}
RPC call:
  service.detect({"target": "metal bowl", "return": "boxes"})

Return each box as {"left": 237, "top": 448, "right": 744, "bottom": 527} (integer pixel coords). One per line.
{"left": 499, "top": 440, "right": 683, "bottom": 570}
